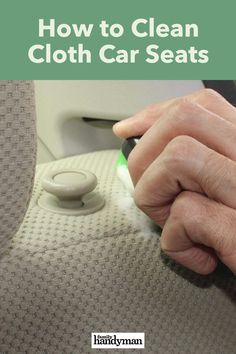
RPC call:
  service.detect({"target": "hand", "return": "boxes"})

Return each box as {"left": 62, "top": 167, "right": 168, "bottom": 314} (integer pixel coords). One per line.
{"left": 113, "top": 89, "right": 236, "bottom": 275}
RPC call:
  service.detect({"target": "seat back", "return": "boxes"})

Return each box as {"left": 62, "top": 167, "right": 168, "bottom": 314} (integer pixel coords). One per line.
{"left": 0, "top": 81, "right": 36, "bottom": 253}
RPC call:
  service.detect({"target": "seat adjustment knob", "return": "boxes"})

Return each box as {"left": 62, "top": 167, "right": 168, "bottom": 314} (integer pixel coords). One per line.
{"left": 38, "top": 169, "right": 105, "bottom": 216}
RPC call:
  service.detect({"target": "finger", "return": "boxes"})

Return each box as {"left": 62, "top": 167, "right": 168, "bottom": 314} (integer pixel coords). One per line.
{"left": 113, "top": 89, "right": 236, "bottom": 138}
{"left": 191, "top": 88, "right": 236, "bottom": 124}
{"left": 128, "top": 100, "right": 236, "bottom": 183}
{"left": 133, "top": 136, "right": 236, "bottom": 226}
{"left": 113, "top": 99, "right": 174, "bottom": 138}
{"left": 161, "top": 191, "right": 236, "bottom": 275}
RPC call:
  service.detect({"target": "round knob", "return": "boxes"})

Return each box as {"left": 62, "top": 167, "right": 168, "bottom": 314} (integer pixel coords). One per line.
{"left": 39, "top": 168, "right": 105, "bottom": 216}
{"left": 42, "top": 169, "right": 97, "bottom": 201}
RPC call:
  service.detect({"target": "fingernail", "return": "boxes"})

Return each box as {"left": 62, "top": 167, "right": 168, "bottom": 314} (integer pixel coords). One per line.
{"left": 113, "top": 120, "right": 125, "bottom": 132}
{"left": 114, "top": 120, "right": 125, "bottom": 127}
{"left": 114, "top": 117, "right": 133, "bottom": 127}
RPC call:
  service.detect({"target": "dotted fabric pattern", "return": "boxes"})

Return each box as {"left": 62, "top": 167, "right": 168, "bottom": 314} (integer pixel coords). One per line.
{"left": 0, "top": 81, "right": 36, "bottom": 254}
{"left": 0, "top": 150, "right": 236, "bottom": 354}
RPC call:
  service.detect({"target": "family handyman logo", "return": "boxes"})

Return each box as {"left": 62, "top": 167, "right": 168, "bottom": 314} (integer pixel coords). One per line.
{"left": 91, "top": 332, "right": 145, "bottom": 349}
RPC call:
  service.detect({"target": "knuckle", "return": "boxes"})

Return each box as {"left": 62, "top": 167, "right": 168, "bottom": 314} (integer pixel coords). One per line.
{"left": 201, "top": 153, "right": 228, "bottom": 194}
{"left": 198, "top": 88, "right": 223, "bottom": 103}
{"left": 170, "top": 191, "right": 206, "bottom": 228}
{"left": 138, "top": 103, "right": 159, "bottom": 120}
{"left": 174, "top": 97, "right": 198, "bottom": 116}
{"left": 133, "top": 185, "right": 167, "bottom": 226}
{"left": 133, "top": 187, "right": 144, "bottom": 210}
{"left": 167, "top": 98, "right": 201, "bottom": 127}
{"left": 170, "top": 191, "right": 194, "bottom": 221}
{"left": 145, "top": 103, "right": 159, "bottom": 115}
{"left": 163, "top": 135, "right": 197, "bottom": 168}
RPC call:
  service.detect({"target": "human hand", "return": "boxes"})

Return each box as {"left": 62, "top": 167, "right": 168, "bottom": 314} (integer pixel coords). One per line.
{"left": 113, "top": 89, "right": 236, "bottom": 275}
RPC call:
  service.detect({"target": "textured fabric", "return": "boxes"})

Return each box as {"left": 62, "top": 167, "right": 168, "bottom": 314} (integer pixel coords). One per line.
{"left": 0, "top": 150, "right": 235, "bottom": 354}
{"left": 0, "top": 81, "right": 36, "bottom": 254}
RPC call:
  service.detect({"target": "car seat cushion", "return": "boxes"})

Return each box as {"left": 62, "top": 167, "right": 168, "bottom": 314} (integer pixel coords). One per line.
{"left": 0, "top": 150, "right": 236, "bottom": 354}
{"left": 0, "top": 81, "right": 36, "bottom": 254}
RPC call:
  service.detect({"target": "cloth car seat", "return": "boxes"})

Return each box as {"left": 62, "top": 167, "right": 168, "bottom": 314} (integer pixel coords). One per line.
{"left": 0, "top": 81, "right": 236, "bottom": 354}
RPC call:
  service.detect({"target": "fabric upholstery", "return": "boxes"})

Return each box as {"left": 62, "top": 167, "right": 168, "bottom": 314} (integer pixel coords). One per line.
{"left": 0, "top": 81, "right": 36, "bottom": 255}
{"left": 0, "top": 150, "right": 235, "bottom": 354}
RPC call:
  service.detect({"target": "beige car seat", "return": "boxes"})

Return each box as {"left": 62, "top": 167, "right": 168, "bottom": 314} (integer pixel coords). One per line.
{"left": 0, "top": 81, "right": 236, "bottom": 354}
